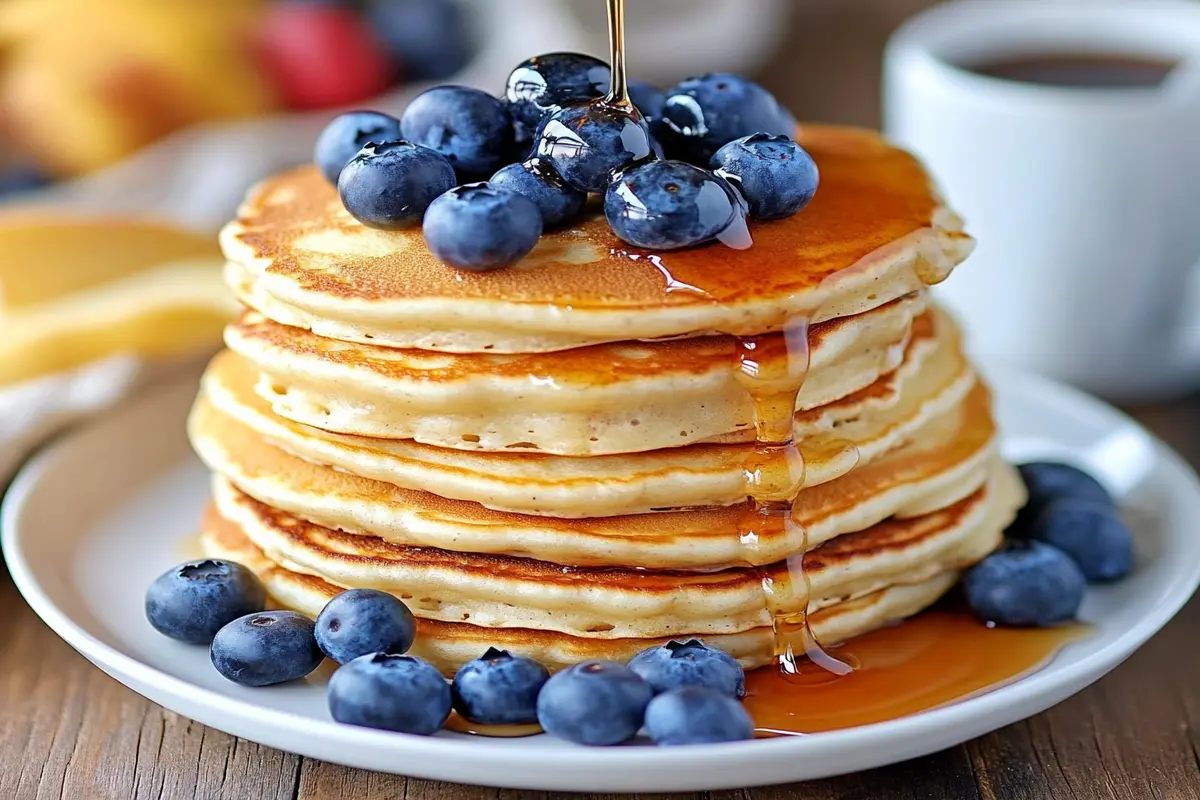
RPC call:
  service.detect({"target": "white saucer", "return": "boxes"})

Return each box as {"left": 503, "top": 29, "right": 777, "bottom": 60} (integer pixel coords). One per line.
{"left": 4, "top": 366, "right": 1199, "bottom": 792}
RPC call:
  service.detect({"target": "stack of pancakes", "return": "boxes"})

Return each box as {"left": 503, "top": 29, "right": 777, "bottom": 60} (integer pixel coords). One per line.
{"left": 190, "top": 125, "right": 1025, "bottom": 674}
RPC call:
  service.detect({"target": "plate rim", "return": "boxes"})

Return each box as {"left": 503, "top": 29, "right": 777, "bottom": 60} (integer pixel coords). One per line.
{"left": 4, "top": 364, "right": 1200, "bottom": 790}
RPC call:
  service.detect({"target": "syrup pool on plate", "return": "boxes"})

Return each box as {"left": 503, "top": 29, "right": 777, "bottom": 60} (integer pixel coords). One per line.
{"left": 743, "top": 607, "right": 1087, "bottom": 735}
{"left": 444, "top": 714, "right": 543, "bottom": 738}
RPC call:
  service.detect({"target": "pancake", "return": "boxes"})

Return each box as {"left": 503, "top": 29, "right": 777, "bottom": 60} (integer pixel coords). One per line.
{"left": 193, "top": 309, "right": 975, "bottom": 517}
{"left": 224, "top": 293, "right": 925, "bottom": 454}
{"left": 220, "top": 126, "right": 973, "bottom": 353}
{"left": 205, "top": 464, "right": 1019, "bottom": 642}
{"left": 190, "top": 372, "right": 1001, "bottom": 569}
{"left": 203, "top": 516, "right": 963, "bottom": 673}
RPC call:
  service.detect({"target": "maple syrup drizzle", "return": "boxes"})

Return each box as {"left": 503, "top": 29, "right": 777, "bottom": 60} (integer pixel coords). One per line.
{"left": 483, "top": 0, "right": 1069, "bottom": 735}
{"left": 742, "top": 608, "right": 1088, "bottom": 735}
{"left": 605, "top": 0, "right": 631, "bottom": 107}
{"left": 733, "top": 318, "right": 853, "bottom": 675}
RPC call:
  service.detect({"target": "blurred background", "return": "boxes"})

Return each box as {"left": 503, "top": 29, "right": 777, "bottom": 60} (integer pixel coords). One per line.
{"left": 0, "top": 0, "right": 909, "bottom": 220}
{"left": 1, "top": 0, "right": 1197, "bottom": 477}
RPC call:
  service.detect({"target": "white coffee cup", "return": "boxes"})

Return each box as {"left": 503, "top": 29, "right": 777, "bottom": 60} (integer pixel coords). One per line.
{"left": 884, "top": 0, "right": 1200, "bottom": 401}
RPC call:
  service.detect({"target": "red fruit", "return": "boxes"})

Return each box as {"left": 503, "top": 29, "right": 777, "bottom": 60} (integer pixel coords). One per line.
{"left": 253, "top": 5, "right": 396, "bottom": 111}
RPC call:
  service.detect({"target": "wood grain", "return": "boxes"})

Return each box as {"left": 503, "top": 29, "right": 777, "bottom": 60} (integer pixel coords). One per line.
{"left": 3, "top": 1, "right": 1200, "bottom": 797}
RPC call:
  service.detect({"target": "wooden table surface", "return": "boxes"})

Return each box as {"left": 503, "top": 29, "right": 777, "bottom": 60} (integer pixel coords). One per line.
{"left": 3, "top": 2, "right": 1200, "bottom": 798}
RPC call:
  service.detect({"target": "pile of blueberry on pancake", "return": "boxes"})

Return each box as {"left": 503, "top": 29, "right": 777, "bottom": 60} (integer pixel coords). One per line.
{"left": 314, "top": 53, "right": 817, "bottom": 268}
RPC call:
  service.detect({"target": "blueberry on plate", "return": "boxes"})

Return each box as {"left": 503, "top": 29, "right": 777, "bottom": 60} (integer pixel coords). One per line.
{"left": 328, "top": 653, "right": 452, "bottom": 735}
{"left": 627, "top": 79, "right": 665, "bottom": 122}
{"left": 1019, "top": 461, "right": 1114, "bottom": 508}
{"left": 452, "top": 647, "right": 550, "bottom": 725}
{"left": 366, "top": 0, "right": 471, "bottom": 82}
{"left": 1029, "top": 498, "right": 1134, "bottom": 582}
{"left": 338, "top": 140, "right": 456, "bottom": 229}
{"left": 711, "top": 133, "right": 819, "bottom": 220}
{"left": 490, "top": 159, "right": 586, "bottom": 228}
{"left": 504, "top": 52, "right": 611, "bottom": 142}
{"left": 315, "top": 588, "right": 416, "bottom": 665}
{"left": 627, "top": 639, "right": 745, "bottom": 697}
{"left": 313, "top": 110, "right": 402, "bottom": 185}
{"left": 210, "top": 611, "right": 324, "bottom": 687}
{"left": 145, "top": 559, "right": 266, "bottom": 645}
{"left": 964, "top": 540, "right": 1086, "bottom": 627}
{"left": 423, "top": 183, "right": 542, "bottom": 271}
{"left": 400, "top": 86, "right": 514, "bottom": 180}
{"left": 536, "top": 660, "right": 653, "bottom": 746}
{"left": 657, "top": 73, "right": 793, "bottom": 164}
{"left": 1012, "top": 461, "right": 1115, "bottom": 535}
{"left": 644, "top": 686, "right": 754, "bottom": 745}
{"left": 535, "top": 101, "right": 655, "bottom": 193}
{"left": 605, "top": 160, "right": 750, "bottom": 250}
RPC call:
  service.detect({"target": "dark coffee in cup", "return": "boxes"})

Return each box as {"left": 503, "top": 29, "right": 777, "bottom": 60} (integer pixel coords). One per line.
{"left": 963, "top": 53, "right": 1178, "bottom": 88}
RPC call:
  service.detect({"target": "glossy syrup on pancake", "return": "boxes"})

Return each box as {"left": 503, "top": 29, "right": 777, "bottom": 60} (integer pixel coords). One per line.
{"left": 742, "top": 606, "right": 1087, "bottom": 735}
{"left": 734, "top": 313, "right": 858, "bottom": 675}
{"left": 604, "top": 2, "right": 864, "bottom": 674}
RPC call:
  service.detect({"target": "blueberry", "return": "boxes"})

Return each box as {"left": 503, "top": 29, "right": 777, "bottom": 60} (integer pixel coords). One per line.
{"left": 711, "top": 134, "right": 819, "bottom": 220}
{"left": 490, "top": 159, "right": 586, "bottom": 228}
{"left": 0, "top": 165, "right": 48, "bottom": 197}
{"left": 400, "top": 86, "right": 514, "bottom": 180}
{"left": 536, "top": 660, "right": 652, "bottom": 746}
{"left": 338, "top": 140, "right": 456, "bottom": 229}
{"left": 658, "top": 73, "right": 793, "bottom": 164}
{"left": 315, "top": 588, "right": 416, "bottom": 665}
{"left": 505, "top": 52, "right": 611, "bottom": 142}
{"left": 210, "top": 611, "right": 324, "bottom": 687}
{"left": 1021, "top": 461, "right": 1113, "bottom": 504}
{"left": 1028, "top": 499, "right": 1134, "bottom": 582}
{"left": 1012, "top": 461, "right": 1115, "bottom": 536}
{"left": 145, "top": 559, "right": 266, "bottom": 645}
{"left": 423, "top": 183, "right": 542, "bottom": 271}
{"left": 367, "top": 0, "right": 471, "bottom": 81}
{"left": 452, "top": 647, "right": 550, "bottom": 725}
{"left": 627, "top": 79, "right": 665, "bottom": 122}
{"left": 313, "top": 111, "right": 402, "bottom": 185}
{"left": 644, "top": 686, "right": 754, "bottom": 745}
{"left": 328, "top": 653, "right": 451, "bottom": 735}
{"left": 627, "top": 639, "right": 745, "bottom": 698}
{"left": 964, "top": 540, "right": 1086, "bottom": 627}
{"left": 605, "top": 160, "right": 749, "bottom": 250}
{"left": 535, "top": 101, "right": 654, "bottom": 193}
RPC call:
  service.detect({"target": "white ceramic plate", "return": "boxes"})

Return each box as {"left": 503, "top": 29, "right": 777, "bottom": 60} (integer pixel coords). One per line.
{"left": 4, "top": 367, "right": 1199, "bottom": 792}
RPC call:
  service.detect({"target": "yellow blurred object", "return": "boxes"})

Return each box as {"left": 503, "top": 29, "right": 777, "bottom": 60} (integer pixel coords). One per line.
{"left": 0, "top": 215, "right": 220, "bottom": 310}
{"left": 0, "top": 215, "right": 239, "bottom": 386}
{"left": 0, "top": 0, "right": 275, "bottom": 176}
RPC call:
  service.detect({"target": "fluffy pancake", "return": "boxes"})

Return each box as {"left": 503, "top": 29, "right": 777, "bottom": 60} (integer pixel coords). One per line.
{"left": 205, "top": 464, "right": 1019, "bottom": 642}
{"left": 225, "top": 293, "right": 925, "bottom": 454}
{"left": 203, "top": 516, "right": 963, "bottom": 673}
{"left": 221, "top": 126, "right": 973, "bottom": 352}
{"left": 193, "top": 309, "right": 975, "bottom": 517}
{"left": 190, "top": 371, "right": 1000, "bottom": 569}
